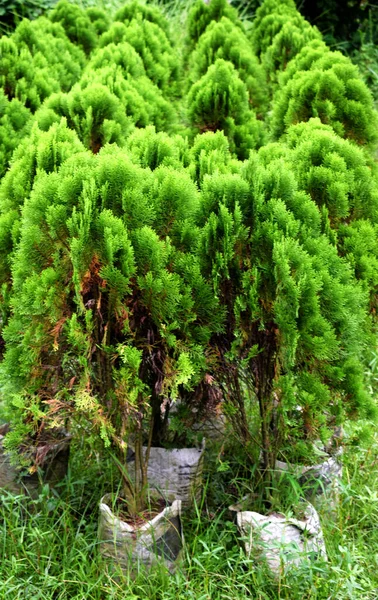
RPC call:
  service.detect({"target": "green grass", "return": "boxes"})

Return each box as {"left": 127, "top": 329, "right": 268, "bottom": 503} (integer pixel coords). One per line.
{"left": 1, "top": 435, "right": 377, "bottom": 599}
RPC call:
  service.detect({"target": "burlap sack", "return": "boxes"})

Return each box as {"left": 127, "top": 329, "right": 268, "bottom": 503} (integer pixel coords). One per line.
{"left": 230, "top": 497, "right": 327, "bottom": 577}
{"left": 128, "top": 442, "right": 205, "bottom": 508}
{"left": 98, "top": 494, "right": 183, "bottom": 575}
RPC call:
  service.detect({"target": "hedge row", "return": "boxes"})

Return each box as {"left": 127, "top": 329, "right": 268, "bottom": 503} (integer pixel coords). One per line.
{"left": 0, "top": 0, "right": 377, "bottom": 470}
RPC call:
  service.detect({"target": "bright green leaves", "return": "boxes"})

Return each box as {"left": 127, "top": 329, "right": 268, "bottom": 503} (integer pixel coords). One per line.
{"left": 127, "top": 126, "right": 189, "bottom": 171}
{"left": 189, "top": 17, "right": 268, "bottom": 116}
{"left": 0, "top": 18, "right": 85, "bottom": 111}
{"left": 188, "top": 59, "right": 265, "bottom": 160}
{"left": 0, "top": 0, "right": 377, "bottom": 473}
{"left": 250, "top": 0, "right": 320, "bottom": 82}
{"left": 0, "top": 91, "right": 31, "bottom": 178}
{"left": 0, "top": 148, "right": 222, "bottom": 453}
{"left": 37, "top": 84, "right": 132, "bottom": 153}
{"left": 271, "top": 42, "right": 378, "bottom": 146}
{"left": 196, "top": 141, "right": 375, "bottom": 458}
{"left": 99, "top": 18, "right": 179, "bottom": 94}
{"left": 49, "top": 0, "right": 99, "bottom": 55}
{"left": 284, "top": 120, "right": 378, "bottom": 223}
{"left": 187, "top": 0, "right": 240, "bottom": 47}
{"left": 114, "top": 1, "right": 172, "bottom": 42}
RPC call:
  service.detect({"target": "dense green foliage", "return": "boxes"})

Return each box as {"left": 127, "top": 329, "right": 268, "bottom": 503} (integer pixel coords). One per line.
{"left": 271, "top": 42, "right": 378, "bottom": 146}
{"left": 188, "top": 16, "right": 268, "bottom": 116}
{"left": 0, "top": 17, "right": 85, "bottom": 110}
{"left": 0, "top": 0, "right": 377, "bottom": 592}
{"left": 187, "top": 59, "right": 265, "bottom": 159}
{"left": 0, "top": 0, "right": 377, "bottom": 469}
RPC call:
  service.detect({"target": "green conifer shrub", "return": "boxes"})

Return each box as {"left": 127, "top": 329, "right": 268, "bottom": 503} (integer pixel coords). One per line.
{"left": 0, "top": 149, "right": 222, "bottom": 513}
{"left": 0, "top": 120, "right": 85, "bottom": 346}
{"left": 49, "top": 0, "right": 99, "bottom": 55}
{"left": 0, "top": 122, "right": 85, "bottom": 284}
{"left": 87, "top": 41, "right": 146, "bottom": 79}
{"left": 271, "top": 46, "right": 378, "bottom": 147}
{"left": 114, "top": 0, "right": 171, "bottom": 41}
{"left": 127, "top": 126, "right": 189, "bottom": 171}
{"left": 11, "top": 17, "right": 86, "bottom": 88}
{"left": 188, "top": 17, "right": 268, "bottom": 116}
{"left": 249, "top": 0, "right": 322, "bottom": 85}
{"left": 197, "top": 150, "right": 376, "bottom": 474}
{"left": 85, "top": 7, "right": 110, "bottom": 36}
{"left": 187, "top": 0, "right": 241, "bottom": 48}
{"left": 0, "top": 18, "right": 85, "bottom": 111}
{"left": 81, "top": 42, "right": 177, "bottom": 130}
{"left": 0, "top": 90, "right": 31, "bottom": 178}
{"left": 188, "top": 130, "right": 241, "bottom": 187}
{"left": 187, "top": 59, "right": 265, "bottom": 160}
{"left": 278, "top": 38, "right": 330, "bottom": 86}
{"left": 250, "top": 0, "right": 301, "bottom": 55}
{"left": 259, "top": 16, "right": 320, "bottom": 82}
{"left": 36, "top": 83, "right": 132, "bottom": 153}
{"left": 283, "top": 119, "right": 378, "bottom": 226}
{"left": 282, "top": 119, "right": 378, "bottom": 294}
{"left": 99, "top": 19, "right": 179, "bottom": 93}
{"left": 36, "top": 63, "right": 176, "bottom": 144}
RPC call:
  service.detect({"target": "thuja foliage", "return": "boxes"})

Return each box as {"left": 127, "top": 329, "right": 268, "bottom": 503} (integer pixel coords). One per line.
{"left": 254, "top": 1, "right": 378, "bottom": 146}
{"left": 87, "top": 41, "right": 146, "bottom": 79}
{"left": 126, "top": 126, "right": 190, "bottom": 171}
{"left": 36, "top": 84, "right": 133, "bottom": 153}
{"left": 36, "top": 76, "right": 176, "bottom": 151}
{"left": 35, "top": 37, "right": 177, "bottom": 152}
{"left": 188, "top": 130, "right": 241, "bottom": 187}
{"left": 0, "top": 148, "right": 222, "bottom": 512}
{"left": 114, "top": 0, "right": 172, "bottom": 41}
{"left": 197, "top": 132, "right": 376, "bottom": 469}
{"left": 283, "top": 119, "right": 378, "bottom": 225}
{"left": 187, "top": 59, "right": 265, "bottom": 160}
{"left": 188, "top": 17, "right": 268, "bottom": 116}
{"left": 187, "top": 0, "right": 241, "bottom": 48}
{"left": 0, "top": 17, "right": 85, "bottom": 111}
{"left": 271, "top": 44, "right": 378, "bottom": 146}
{"left": 1, "top": 0, "right": 378, "bottom": 498}
{"left": 82, "top": 42, "right": 176, "bottom": 130}
{"left": 49, "top": 0, "right": 101, "bottom": 55}
{"left": 0, "top": 121, "right": 85, "bottom": 331}
{"left": 281, "top": 119, "right": 378, "bottom": 295}
{"left": 0, "top": 90, "right": 31, "bottom": 178}
{"left": 250, "top": 0, "right": 305, "bottom": 54}
{"left": 99, "top": 18, "right": 179, "bottom": 93}
{"left": 250, "top": 0, "right": 320, "bottom": 82}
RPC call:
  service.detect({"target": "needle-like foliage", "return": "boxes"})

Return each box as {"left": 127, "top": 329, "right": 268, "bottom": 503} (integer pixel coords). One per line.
{"left": 189, "top": 17, "right": 268, "bottom": 116}
{"left": 0, "top": 90, "right": 31, "bottom": 178}
{"left": 187, "top": 0, "right": 241, "bottom": 48}
{"left": 99, "top": 17, "right": 179, "bottom": 94}
{"left": 0, "top": 148, "right": 223, "bottom": 514}
{"left": 49, "top": 0, "right": 101, "bottom": 55}
{"left": 187, "top": 59, "right": 265, "bottom": 160}
{"left": 197, "top": 139, "right": 377, "bottom": 468}
{"left": 0, "top": 18, "right": 85, "bottom": 111}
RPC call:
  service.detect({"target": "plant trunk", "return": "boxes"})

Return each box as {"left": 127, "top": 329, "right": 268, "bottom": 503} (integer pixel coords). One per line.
{"left": 251, "top": 323, "right": 278, "bottom": 500}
